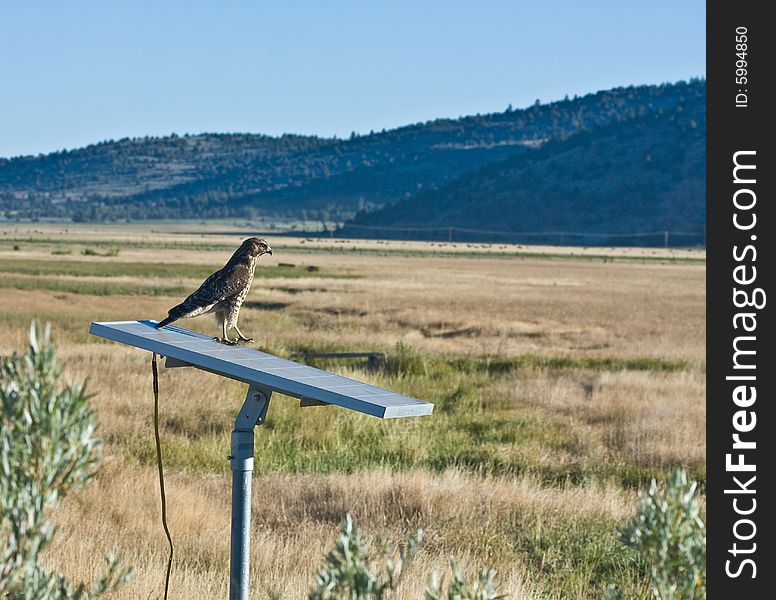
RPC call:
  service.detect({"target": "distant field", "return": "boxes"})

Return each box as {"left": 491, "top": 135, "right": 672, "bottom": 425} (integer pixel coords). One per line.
{"left": 0, "top": 257, "right": 353, "bottom": 296}
{"left": 0, "top": 224, "right": 705, "bottom": 599}
{"left": 0, "top": 221, "right": 706, "bottom": 262}
{"left": 0, "top": 257, "right": 341, "bottom": 279}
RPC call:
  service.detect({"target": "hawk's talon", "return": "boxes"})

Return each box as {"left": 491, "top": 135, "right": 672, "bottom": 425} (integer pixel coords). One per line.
{"left": 237, "top": 336, "right": 255, "bottom": 343}
{"left": 212, "top": 336, "right": 239, "bottom": 346}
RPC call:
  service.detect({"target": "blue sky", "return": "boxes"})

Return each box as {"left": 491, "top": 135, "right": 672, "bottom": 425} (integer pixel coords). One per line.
{"left": 0, "top": 1, "right": 705, "bottom": 158}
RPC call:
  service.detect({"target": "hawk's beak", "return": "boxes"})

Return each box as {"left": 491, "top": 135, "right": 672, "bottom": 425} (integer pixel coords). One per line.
{"left": 266, "top": 248, "right": 273, "bottom": 256}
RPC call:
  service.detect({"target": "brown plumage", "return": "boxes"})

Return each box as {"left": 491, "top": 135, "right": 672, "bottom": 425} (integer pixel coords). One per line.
{"left": 155, "top": 237, "right": 272, "bottom": 344}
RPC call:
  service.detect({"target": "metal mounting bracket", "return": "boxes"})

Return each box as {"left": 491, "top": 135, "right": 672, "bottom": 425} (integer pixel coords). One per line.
{"left": 164, "top": 356, "right": 193, "bottom": 369}
{"left": 300, "top": 397, "right": 330, "bottom": 407}
{"left": 234, "top": 384, "right": 272, "bottom": 431}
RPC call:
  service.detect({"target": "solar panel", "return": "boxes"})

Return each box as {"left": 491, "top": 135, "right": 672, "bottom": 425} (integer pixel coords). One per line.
{"left": 89, "top": 320, "right": 434, "bottom": 419}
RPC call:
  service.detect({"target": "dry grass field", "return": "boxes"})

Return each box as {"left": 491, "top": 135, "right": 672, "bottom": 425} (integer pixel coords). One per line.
{"left": 0, "top": 223, "right": 706, "bottom": 599}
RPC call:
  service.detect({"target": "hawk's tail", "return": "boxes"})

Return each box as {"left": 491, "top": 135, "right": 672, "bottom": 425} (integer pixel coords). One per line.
{"left": 155, "top": 301, "right": 192, "bottom": 329}
{"left": 154, "top": 316, "right": 176, "bottom": 329}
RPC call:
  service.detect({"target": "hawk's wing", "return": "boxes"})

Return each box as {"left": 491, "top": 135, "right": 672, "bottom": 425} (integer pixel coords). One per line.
{"left": 160, "top": 261, "right": 255, "bottom": 324}
{"left": 185, "top": 263, "right": 252, "bottom": 307}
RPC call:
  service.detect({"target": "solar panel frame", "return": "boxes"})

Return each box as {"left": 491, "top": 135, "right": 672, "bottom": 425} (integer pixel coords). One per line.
{"left": 89, "top": 320, "right": 434, "bottom": 419}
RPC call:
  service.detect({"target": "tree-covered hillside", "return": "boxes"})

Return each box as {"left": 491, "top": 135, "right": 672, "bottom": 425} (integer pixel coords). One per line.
{"left": 344, "top": 93, "right": 705, "bottom": 246}
{"left": 0, "top": 80, "right": 704, "bottom": 226}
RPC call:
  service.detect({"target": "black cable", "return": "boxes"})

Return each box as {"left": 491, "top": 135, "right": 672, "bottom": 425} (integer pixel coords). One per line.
{"left": 152, "top": 352, "right": 174, "bottom": 599}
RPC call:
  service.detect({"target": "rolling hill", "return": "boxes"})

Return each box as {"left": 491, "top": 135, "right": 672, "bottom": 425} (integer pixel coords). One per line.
{"left": 0, "top": 79, "right": 705, "bottom": 235}
{"left": 342, "top": 92, "right": 705, "bottom": 246}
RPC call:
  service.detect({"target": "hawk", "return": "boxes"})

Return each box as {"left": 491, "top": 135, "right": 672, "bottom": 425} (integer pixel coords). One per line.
{"left": 154, "top": 237, "right": 272, "bottom": 344}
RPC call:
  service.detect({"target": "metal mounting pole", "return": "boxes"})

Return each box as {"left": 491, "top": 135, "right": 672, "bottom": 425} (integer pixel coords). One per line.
{"left": 229, "top": 384, "right": 271, "bottom": 600}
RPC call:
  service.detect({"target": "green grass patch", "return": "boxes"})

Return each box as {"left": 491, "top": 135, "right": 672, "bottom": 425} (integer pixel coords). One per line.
{"left": 0, "top": 277, "right": 190, "bottom": 296}
{"left": 509, "top": 513, "right": 650, "bottom": 598}
{"left": 0, "top": 257, "right": 353, "bottom": 280}
{"left": 82, "top": 247, "right": 120, "bottom": 257}
{"left": 453, "top": 353, "right": 691, "bottom": 374}
{"left": 116, "top": 360, "right": 702, "bottom": 491}
{"left": 304, "top": 343, "right": 690, "bottom": 377}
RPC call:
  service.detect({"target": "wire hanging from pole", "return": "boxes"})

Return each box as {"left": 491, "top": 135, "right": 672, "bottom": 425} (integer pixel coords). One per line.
{"left": 152, "top": 352, "right": 174, "bottom": 599}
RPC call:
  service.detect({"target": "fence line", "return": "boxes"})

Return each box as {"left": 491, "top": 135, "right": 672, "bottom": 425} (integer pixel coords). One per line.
{"left": 332, "top": 223, "right": 705, "bottom": 246}
{"left": 338, "top": 224, "right": 704, "bottom": 238}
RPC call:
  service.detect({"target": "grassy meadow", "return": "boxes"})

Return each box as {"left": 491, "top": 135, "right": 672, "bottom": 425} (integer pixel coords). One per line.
{"left": 0, "top": 223, "right": 706, "bottom": 599}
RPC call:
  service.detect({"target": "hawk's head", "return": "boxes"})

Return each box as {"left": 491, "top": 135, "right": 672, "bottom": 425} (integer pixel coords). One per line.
{"left": 241, "top": 237, "right": 273, "bottom": 257}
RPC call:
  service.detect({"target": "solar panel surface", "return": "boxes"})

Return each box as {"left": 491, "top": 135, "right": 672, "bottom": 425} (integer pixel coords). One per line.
{"left": 89, "top": 320, "right": 433, "bottom": 419}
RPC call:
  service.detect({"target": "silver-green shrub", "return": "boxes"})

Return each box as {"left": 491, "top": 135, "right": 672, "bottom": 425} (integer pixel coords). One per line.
{"left": 1, "top": 322, "right": 131, "bottom": 599}
{"left": 309, "top": 514, "right": 506, "bottom": 600}
{"left": 425, "top": 563, "right": 506, "bottom": 600}
{"left": 309, "top": 514, "right": 423, "bottom": 600}
{"left": 619, "top": 468, "right": 706, "bottom": 599}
